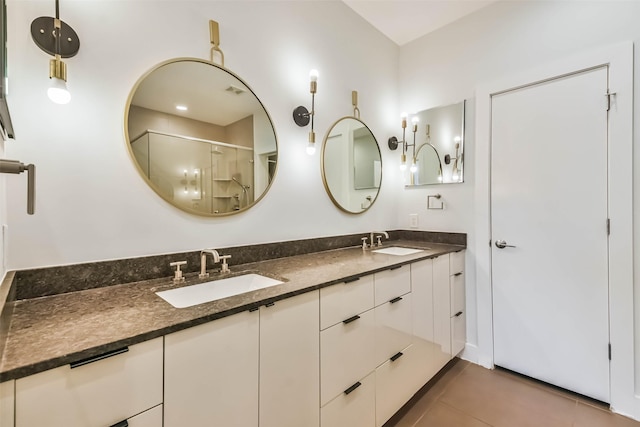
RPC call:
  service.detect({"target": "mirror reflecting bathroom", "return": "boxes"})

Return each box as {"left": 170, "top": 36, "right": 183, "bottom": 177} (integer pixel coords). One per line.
{"left": 405, "top": 100, "right": 464, "bottom": 186}
{"left": 125, "top": 58, "right": 277, "bottom": 216}
{"left": 322, "top": 117, "right": 382, "bottom": 213}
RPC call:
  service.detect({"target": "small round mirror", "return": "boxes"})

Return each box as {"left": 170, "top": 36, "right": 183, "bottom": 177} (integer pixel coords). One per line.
{"left": 321, "top": 117, "right": 382, "bottom": 214}
{"left": 125, "top": 58, "right": 278, "bottom": 216}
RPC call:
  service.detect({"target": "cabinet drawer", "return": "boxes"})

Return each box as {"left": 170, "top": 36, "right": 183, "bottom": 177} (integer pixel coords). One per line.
{"left": 449, "top": 250, "right": 465, "bottom": 275}
{"left": 321, "top": 371, "right": 375, "bottom": 427}
{"left": 128, "top": 404, "right": 163, "bottom": 427}
{"left": 375, "top": 344, "right": 421, "bottom": 427}
{"left": 321, "top": 308, "right": 376, "bottom": 406}
{"left": 16, "top": 337, "right": 163, "bottom": 427}
{"left": 450, "top": 272, "right": 465, "bottom": 316}
{"left": 321, "top": 274, "right": 374, "bottom": 330}
{"left": 451, "top": 311, "right": 466, "bottom": 357}
{"left": 374, "top": 265, "right": 411, "bottom": 307}
{"left": 374, "top": 292, "right": 412, "bottom": 367}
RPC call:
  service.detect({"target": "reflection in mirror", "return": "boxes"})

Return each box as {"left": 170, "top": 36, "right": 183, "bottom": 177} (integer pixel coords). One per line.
{"left": 322, "top": 118, "right": 381, "bottom": 214}
{"left": 125, "top": 58, "right": 277, "bottom": 216}
{"left": 405, "top": 100, "right": 464, "bottom": 186}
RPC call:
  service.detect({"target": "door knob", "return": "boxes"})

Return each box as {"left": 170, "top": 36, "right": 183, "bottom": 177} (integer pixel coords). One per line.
{"left": 495, "top": 240, "right": 516, "bottom": 249}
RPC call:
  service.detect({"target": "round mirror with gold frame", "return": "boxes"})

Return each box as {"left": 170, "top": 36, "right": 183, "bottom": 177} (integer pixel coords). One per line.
{"left": 321, "top": 115, "right": 382, "bottom": 214}
{"left": 124, "top": 58, "right": 278, "bottom": 216}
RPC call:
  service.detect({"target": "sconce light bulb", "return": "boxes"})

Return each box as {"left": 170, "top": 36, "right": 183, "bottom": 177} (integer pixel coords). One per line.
{"left": 452, "top": 173, "right": 459, "bottom": 181}
{"left": 454, "top": 136, "right": 461, "bottom": 143}
{"left": 438, "top": 175, "right": 443, "bottom": 182}
{"left": 399, "top": 163, "right": 407, "bottom": 171}
{"left": 309, "top": 69, "right": 319, "bottom": 82}
{"left": 411, "top": 116, "right": 419, "bottom": 124}
{"left": 47, "top": 77, "right": 71, "bottom": 104}
{"left": 410, "top": 162, "right": 417, "bottom": 173}
{"left": 400, "top": 112, "right": 408, "bottom": 119}
{"left": 306, "top": 142, "right": 316, "bottom": 155}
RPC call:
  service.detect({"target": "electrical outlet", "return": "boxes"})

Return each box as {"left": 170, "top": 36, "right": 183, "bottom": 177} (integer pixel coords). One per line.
{"left": 409, "top": 214, "right": 418, "bottom": 229}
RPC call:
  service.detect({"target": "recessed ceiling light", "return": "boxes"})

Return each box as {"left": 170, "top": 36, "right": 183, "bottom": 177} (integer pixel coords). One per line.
{"left": 176, "top": 105, "right": 188, "bottom": 111}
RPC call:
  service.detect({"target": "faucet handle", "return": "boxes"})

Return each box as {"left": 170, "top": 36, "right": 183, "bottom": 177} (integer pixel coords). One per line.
{"left": 361, "top": 237, "right": 368, "bottom": 250}
{"left": 376, "top": 235, "right": 382, "bottom": 247}
{"left": 220, "top": 255, "right": 231, "bottom": 273}
{"left": 170, "top": 261, "right": 187, "bottom": 284}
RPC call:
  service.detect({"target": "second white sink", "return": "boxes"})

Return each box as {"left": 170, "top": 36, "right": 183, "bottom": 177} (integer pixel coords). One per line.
{"left": 372, "top": 246, "right": 425, "bottom": 256}
{"left": 156, "top": 273, "right": 284, "bottom": 308}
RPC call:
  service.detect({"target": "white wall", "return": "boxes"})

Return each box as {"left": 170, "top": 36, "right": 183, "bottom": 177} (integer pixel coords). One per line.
{"left": 4, "top": 0, "right": 399, "bottom": 269}
{"left": 398, "top": 0, "right": 639, "bottom": 419}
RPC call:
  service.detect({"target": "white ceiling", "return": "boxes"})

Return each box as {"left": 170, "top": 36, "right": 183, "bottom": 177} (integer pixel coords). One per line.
{"left": 342, "top": 0, "right": 498, "bottom": 46}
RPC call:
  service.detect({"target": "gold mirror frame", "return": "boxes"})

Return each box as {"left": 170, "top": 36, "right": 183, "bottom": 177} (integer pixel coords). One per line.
{"left": 321, "top": 116, "right": 382, "bottom": 214}
{"left": 124, "top": 58, "right": 278, "bottom": 216}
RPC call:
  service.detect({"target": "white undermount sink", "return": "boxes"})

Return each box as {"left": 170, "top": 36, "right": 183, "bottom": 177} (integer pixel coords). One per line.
{"left": 371, "top": 246, "right": 425, "bottom": 256}
{"left": 156, "top": 273, "right": 284, "bottom": 308}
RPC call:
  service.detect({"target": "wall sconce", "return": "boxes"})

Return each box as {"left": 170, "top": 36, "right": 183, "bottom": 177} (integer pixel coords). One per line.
{"left": 293, "top": 69, "right": 319, "bottom": 155}
{"left": 30, "top": 0, "right": 80, "bottom": 104}
{"left": 444, "top": 136, "right": 462, "bottom": 181}
{"left": 181, "top": 169, "right": 202, "bottom": 200}
{"left": 389, "top": 118, "right": 443, "bottom": 183}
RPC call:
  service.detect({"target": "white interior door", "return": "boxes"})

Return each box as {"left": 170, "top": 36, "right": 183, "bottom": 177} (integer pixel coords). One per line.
{"left": 491, "top": 66, "right": 610, "bottom": 402}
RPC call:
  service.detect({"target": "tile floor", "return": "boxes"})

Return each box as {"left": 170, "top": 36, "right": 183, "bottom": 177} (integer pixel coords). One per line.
{"left": 388, "top": 359, "right": 640, "bottom": 427}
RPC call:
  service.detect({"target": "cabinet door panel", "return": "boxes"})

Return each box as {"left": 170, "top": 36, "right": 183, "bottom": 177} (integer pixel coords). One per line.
{"left": 128, "top": 405, "right": 163, "bottom": 427}
{"left": 375, "top": 344, "right": 419, "bottom": 427}
{"left": 374, "top": 293, "right": 412, "bottom": 367}
{"left": 374, "top": 265, "right": 411, "bottom": 307}
{"left": 0, "top": 380, "right": 13, "bottom": 427}
{"left": 321, "top": 308, "right": 376, "bottom": 406}
{"left": 450, "top": 272, "right": 465, "bottom": 316}
{"left": 450, "top": 250, "right": 465, "bottom": 275}
{"left": 433, "top": 254, "right": 452, "bottom": 367}
{"left": 15, "top": 338, "right": 163, "bottom": 427}
{"left": 260, "top": 291, "right": 319, "bottom": 427}
{"left": 451, "top": 312, "right": 466, "bottom": 357}
{"left": 321, "top": 275, "right": 374, "bottom": 330}
{"left": 164, "top": 310, "right": 259, "bottom": 427}
{"left": 321, "top": 372, "right": 375, "bottom": 427}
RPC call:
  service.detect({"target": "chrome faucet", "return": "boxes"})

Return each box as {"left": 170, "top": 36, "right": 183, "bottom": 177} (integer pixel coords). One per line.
{"left": 368, "top": 231, "right": 389, "bottom": 248}
{"left": 199, "top": 249, "right": 232, "bottom": 278}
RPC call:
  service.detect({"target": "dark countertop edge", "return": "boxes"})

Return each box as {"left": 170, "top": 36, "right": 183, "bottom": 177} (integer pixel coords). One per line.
{"left": 0, "top": 243, "right": 465, "bottom": 382}
{"left": 0, "top": 272, "right": 16, "bottom": 364}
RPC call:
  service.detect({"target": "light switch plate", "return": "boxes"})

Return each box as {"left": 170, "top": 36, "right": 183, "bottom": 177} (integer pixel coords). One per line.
{"left": 409, "top": 214, "right": 418, "bottom": 228}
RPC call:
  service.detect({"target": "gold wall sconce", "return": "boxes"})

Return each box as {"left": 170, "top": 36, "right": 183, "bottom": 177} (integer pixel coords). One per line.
{"left": 388, "top": 116, "right": 444, "bottom": 183}
{"left": 293, "top": 69, "right": 319, "bottom": 155}
{"left": 30, "top": 0, "right": 80, "bottom": 104}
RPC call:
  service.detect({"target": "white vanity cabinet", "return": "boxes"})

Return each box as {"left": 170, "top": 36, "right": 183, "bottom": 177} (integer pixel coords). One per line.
{"left": 321, "top": 371, "right": 376, "bottom": 427}
{"left": 128, "top": 405, "right": 163, "bottom": 427}
{"left": 450, "top": 251, "right": 466, "bottom": 356}
{"left": 164, "top": 290, "right": 319, "bottom": 427}
{"left": 259, "top": 290, "right": 319, "bottom": 427}
{"left": 0, "top": 379, "right": 14, "bottom": 427}
{"left": 14, "top": 337, "right": 163, "bottom": 427}
{"left": 164, "top": 310, "right": 259, "bottom": 427}
{"left": 320, "top": 275, "right": 376, "bottom": 407}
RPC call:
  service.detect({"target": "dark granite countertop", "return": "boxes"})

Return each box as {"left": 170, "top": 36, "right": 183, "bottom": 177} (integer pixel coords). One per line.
{"left": 0, "top": 240, "right": 464, "bottom": 382}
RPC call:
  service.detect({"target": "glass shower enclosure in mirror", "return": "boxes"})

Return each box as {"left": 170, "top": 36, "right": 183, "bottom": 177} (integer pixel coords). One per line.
{"left": 125, "top": 58, "right": 277, "bottom": 216}
{"left": 405, "top": 100, "right": 464, "bottom": 186}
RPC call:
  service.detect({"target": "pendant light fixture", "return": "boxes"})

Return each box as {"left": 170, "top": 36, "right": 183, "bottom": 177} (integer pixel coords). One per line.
{"left": 30, "top": 0, "right": 80, "bottom": 104}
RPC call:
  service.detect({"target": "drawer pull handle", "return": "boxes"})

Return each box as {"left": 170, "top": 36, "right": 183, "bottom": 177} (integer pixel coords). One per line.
{"left": 248, "top": 306, "right": 259, "bottom": 312}
{"left": 454, "top": 272, "right": 463, "bottom": 277}
{"left": 344, "top": 381, "right": 362, "bottom": 395}
{"left": 389, "top": 296, "right": 403, "bottom": 304}
{"left": 389, "top": 265, "right": 403, "bottom": 271}
{"left": 344, "top": 277, "right": 360, "bottom": 284}
{"left": 110, "top": 421, "right": 128, "bottom": 427}
{"left": 390, "top": 351, "right": 404, "bottom": 362}
{"left": 454, "top": 311, "right": 463, "bottom": 317}
{"left": 70, "top": 347, "right": 129, "bottom": 369}
{"left": 343, "top": 315, "right": 361, "bottom": 324}
{"left": 265, "top": 302, "right": 275, "bottom": 307}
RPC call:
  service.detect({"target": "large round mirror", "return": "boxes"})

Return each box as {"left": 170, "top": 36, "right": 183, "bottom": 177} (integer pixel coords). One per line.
{"left": 321, "top": 117, "right": 382, "bottom": 214}
{"left": 125, "top": 58, "right": 277, "bottom": 216}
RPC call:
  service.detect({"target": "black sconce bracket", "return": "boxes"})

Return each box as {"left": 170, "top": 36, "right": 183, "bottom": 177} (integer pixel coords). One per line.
{"left": 30, "top": 16, "right": 80, "bottom": 58}
{"left": 387, "top": 136, "right": 399, "bottom": 151}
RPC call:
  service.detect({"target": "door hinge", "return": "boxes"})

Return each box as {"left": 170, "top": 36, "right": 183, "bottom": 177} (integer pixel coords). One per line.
{"left": 608, "top": 343, "right": 612, "bottom": 360}
{"left": 489, "top": 239, "right": 492, "bottom": 247}
{"left": 605, "top": 91, "right": 617, "bottom": 111}
{"left": 607, "top": 218, "right": 611, "bottom": 235}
